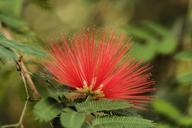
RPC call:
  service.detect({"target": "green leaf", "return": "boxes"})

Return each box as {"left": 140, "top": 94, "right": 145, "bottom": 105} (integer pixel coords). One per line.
{"left": 123, "top": 25, "right": 158, "bottom": 61}
{"left": 76, "top": 99, "right": 132, "bottom": 113}
{"left": 0, "top": 46, "right": 17, "bottom": 60}
{"left": 152, "top": 99, "right": 182, "bottom": 121}
{"left": 60, "top": 109, "right": 86, "bottom": 128}
{"left": 175, "top": 72, "right": 192, "bottom": 85}
{"left": 0, "top": 0, "right": 24, "bottom": 17}
{"left": 31, "top": 0, "right": 52, "bottom": 10}
{"left": 110, "top": 109, "right": 141, "bottom": 117}
{"left": 124, "top": 25, "right": 153, "bottom": 40}
{"left": 178, "top": 116, "right": 192, "bottom": 126}
{"left": 143, "top": 21, "right": 169, "bottom": 36}
{"left": 143, "top": 22, "right": 177, "bottom": 55}
{"left": 123, "top": 22, "right": 178, "bottom": 61}
{"left": 0, "top": 34, "right": 48, "bottom": 57}
{"left": 33, "top": 97, "right": 62, "bottom": 122}
{"left": 91, "top": 116, "right": 155, "bottom": 128}
{"left": 157, "top": 34, "right": 177, "bottom": 54}
{"left": 153, "top": 99, "right": 192, "bottom": 127}
{"left": 130, "top": 41, "right": 157, "bottom": 61}
{"left": 174, "top": 50, "right": 192, "bottom": 61}
{"left": 0, "top": 13, "right": 28, "bottom": 31}
{"left": 157, "top": 123, "right": 172, "bottom": 128}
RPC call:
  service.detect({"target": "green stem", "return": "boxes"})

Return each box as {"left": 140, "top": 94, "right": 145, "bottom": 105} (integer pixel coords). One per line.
{"left": 85, "top": 95, "right": 92, "bottom": 102}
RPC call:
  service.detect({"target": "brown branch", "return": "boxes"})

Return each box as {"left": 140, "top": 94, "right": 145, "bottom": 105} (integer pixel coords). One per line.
{"left": 1, "top": 26, "right": 41, "bottom": 99}
{"left": 0, "top": 24, "right": 41, "bottom": 128}
{"left": 16, "top": 56, "right": 41, "bottom": 100}
{"left": 1, "top": 58, "right": 30, "bottom": 128}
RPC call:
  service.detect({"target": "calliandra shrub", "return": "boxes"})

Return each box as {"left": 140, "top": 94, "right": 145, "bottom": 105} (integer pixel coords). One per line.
{"left": 34, "top": 30, "right": 155, "bottom": 128}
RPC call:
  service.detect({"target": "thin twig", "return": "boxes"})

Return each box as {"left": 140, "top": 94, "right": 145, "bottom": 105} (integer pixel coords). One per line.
{"left": 1, "top": 26, "right": 41, "bottom": 99}
{"left": 1, "top": 57, "right": 30, "bottom": 128}
{"left": 1, "top": 102, "right": 28, "bottom": 128}
{"left": 0, "top": 24, "right": 41, "bottom": 127}
{"left": 17, "top": 56, "right": 41, "bottom": 99}
{"left": 18, "top": 61, "right": 30, "bottom": 126}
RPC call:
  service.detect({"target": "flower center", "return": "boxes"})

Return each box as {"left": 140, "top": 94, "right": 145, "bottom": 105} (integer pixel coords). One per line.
{"left": 77, "top": 80, "right": 104, "bottom": 98}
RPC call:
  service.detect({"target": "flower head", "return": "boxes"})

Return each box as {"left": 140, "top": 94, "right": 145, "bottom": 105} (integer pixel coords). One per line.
{"left": 45, "top": 31, "right": 155, "bottom": 107}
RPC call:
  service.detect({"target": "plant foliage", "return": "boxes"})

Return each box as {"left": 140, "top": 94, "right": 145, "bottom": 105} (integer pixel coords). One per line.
{"left": 33, "top": 95, "right": 155, "bottom": 128}
{"left": 91, "top": 116, "right": 155, "bottom": 128}
{"left": 60, "top": 109, "right": 86, "bottom": 128}
{"left": 0, "top": 34, "right": 47, "bottom": 61}
{"left": 174, "top": 50, "right": 192, "bottom": 61}
{"left": 123, "top": 21, "right": 179, "bottom": 61}
{"left": 33, "top": 97, "right": 62, "bottom": 122}
{"left": 76, "top": 99, "right": 132, "bottom": 113}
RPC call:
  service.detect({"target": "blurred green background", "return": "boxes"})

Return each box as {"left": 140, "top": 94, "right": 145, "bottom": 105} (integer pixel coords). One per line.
{"left": 0, "top": 0, "right": 192, "bottom": 128}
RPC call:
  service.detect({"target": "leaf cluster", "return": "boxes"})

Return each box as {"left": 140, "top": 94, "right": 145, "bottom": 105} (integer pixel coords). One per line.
{"left": 34, "top": 95, "right": 155, "bottom": 128}
{"left": 123, "top": 21, "right": 179, "bottom": 61}
{"left": 0, "top": 34, "right": 47, "bottom": 61}
{"left": 152, "top": 99, "right": 192, "bottom": 127}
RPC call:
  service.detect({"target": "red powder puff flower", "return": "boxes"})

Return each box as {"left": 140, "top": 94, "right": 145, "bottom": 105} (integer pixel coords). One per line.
{"left": 45, "top": 31, "right": 155, "bottom": 108}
